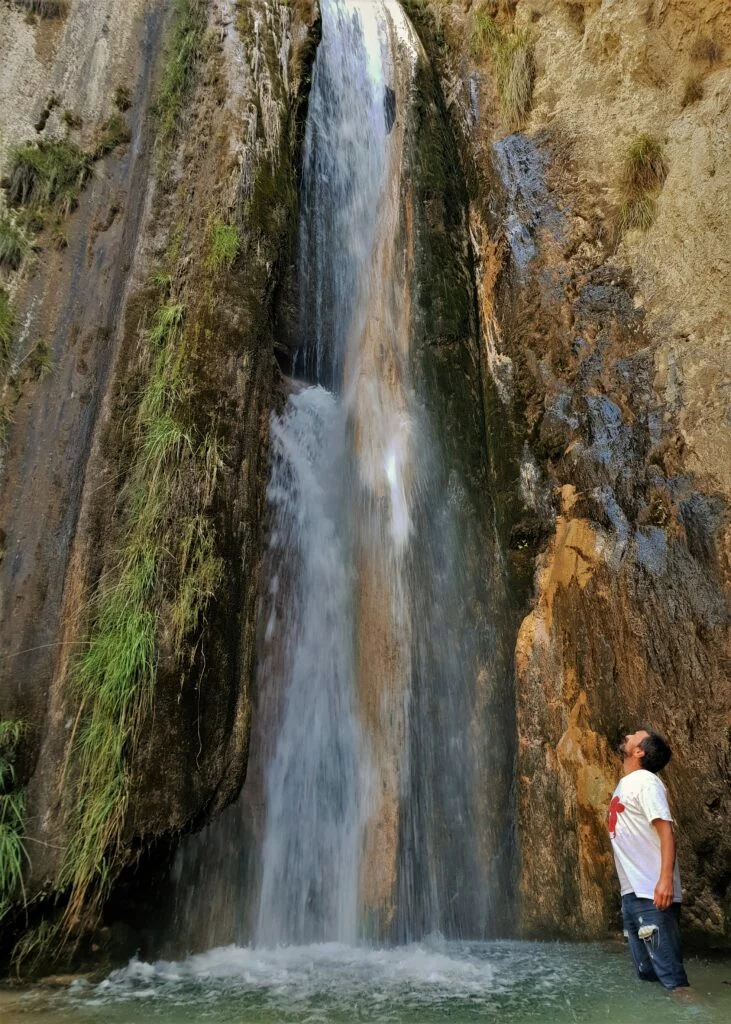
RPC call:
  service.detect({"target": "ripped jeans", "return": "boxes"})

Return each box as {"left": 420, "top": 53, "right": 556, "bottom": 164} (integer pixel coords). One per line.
{"left": 621, "top": 893, "right": 689, "bottom": 990}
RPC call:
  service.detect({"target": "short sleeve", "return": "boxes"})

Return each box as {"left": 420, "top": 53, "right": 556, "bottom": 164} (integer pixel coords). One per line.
{"left": 638, "top": 774, "right": 673, "bottom": 824}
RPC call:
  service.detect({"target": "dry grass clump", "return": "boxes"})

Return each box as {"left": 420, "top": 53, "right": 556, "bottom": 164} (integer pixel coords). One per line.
{"left": 690, "top": 35, "right": 723, "bottom": 66}
{"left": 14, "top": 0, "right": 66, "bottom": 18}
{"left": 471, "top": 7, "right": 535, "bottom": 127}
{"left": 680, "top": 73, "right": 704, "bottom": 108}
{"left": 114, "top": 86, "right": 132, "bottom": 112}
{"left": 95, "top": 113, "right": 132, "bottom": 158}
{"left": 617, "top": 133, "right": 667, "bottom": 233}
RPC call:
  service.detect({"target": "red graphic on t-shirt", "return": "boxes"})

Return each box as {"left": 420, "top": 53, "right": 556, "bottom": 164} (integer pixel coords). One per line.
{"left": 608, "top": 796, "right": 625, "bottom": 838}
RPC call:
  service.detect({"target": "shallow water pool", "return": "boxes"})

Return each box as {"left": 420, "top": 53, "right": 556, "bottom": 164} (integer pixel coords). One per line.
{"left": 2, "top": 940, "right": 730, "bottom": 1023}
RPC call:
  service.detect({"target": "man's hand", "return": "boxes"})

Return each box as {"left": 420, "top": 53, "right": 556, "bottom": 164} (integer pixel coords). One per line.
{"left": 652, "top": 818, "right": 677, "bottom": 909}
{"left": 653, "top": 875, "right": 674, "bottom": 910}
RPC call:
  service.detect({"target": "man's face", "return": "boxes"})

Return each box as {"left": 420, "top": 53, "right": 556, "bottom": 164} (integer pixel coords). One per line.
{"left": 619, "top": 728, "right": 650, "bottom": 760}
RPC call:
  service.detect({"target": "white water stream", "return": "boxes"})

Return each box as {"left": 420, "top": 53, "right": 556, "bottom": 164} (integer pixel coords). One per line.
{"left": 256, "top": 0, "right": 418, "bottom": 944}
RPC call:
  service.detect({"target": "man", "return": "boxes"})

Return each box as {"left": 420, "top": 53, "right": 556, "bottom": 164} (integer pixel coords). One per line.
{"left": 608, "top": 727, "right": 690, "bottom": 991}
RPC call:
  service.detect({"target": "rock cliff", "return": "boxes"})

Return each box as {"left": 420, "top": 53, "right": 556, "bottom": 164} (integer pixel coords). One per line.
{"left": 0, "top": 0, "right": 319, "bottom": 965}
{"left": 405, "top": 0, "right": 730, "bottom": 945}
{"left": 0, "top": 0, "right": 728, "bottom": 967}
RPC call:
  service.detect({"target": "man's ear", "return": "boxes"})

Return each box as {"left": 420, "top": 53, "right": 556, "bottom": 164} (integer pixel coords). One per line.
{"left": 635, "top": 743, "right": 645, "bottom": 762}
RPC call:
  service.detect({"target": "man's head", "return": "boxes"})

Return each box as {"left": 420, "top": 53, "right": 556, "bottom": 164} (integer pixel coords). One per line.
{"left": 619, "top": 727, "right": 672, "bottom": 774}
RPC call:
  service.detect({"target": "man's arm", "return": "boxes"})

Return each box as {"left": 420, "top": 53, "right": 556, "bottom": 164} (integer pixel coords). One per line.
{"left": 653, "top": 818, "right": 676, "bottom": 909}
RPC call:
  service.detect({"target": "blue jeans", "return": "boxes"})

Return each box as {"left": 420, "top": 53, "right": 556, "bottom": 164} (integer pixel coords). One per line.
{"left": 621, "top": 893, "right": 689, "bottom": 990}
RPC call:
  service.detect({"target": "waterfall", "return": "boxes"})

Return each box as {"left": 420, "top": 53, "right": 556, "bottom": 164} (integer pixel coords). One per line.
{"left": 168, "top": 0, "right": 514, "bottom": 953}
{"left": 255, "top": 386, "right": 368, "bottom": 944}
{"left": 256, "top": 0, "right": 416, "bottom": 945}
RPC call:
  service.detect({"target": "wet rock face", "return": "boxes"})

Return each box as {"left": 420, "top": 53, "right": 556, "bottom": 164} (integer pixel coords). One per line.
{"left": 0, "top": 0, "right": 167, "bottom": 883}
{"left": 486, "top": 127, "right": 729, "bottom": 946}
{"left": 0, "top": 0, "right": 319, "bottom": 957}
{"left": 407, "top": 0, "right": 730, "bottom": 946}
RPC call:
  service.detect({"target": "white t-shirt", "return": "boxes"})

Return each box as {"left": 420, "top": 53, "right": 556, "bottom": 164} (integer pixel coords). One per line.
{"left": 608, "top": 769, "right": 682, "bottom": 902}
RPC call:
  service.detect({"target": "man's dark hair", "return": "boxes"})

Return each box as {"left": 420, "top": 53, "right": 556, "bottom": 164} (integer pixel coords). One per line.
{"left": 639, "top": 728, "right": 672, "bottom": 773}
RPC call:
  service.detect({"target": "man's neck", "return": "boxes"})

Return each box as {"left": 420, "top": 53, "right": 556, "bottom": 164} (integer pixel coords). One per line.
{"left": 622, "top": 759, "right": 643, "bottom": 777}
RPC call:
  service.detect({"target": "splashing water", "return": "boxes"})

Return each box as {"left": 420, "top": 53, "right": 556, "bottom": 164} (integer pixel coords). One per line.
{"left": 256, "top": 386, "right": 370, "bottom": 944}
{"left": 9, "top": 942, "right": 731, "bottom": 1023}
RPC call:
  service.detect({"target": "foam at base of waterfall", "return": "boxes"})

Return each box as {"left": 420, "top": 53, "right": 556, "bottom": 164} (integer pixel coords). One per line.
{"left": 35, "top": 941, "right": 731, "bottom": 1023}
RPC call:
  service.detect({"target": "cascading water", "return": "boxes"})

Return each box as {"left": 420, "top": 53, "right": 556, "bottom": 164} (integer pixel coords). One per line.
{"left": 256, "top": 0, "right": 415, "bottom": 944}
{"left": 255, "top": 386, "right": 369, "bottom": 944}
{"left": 168, "top": 0, "right": 514, "bottom": 953}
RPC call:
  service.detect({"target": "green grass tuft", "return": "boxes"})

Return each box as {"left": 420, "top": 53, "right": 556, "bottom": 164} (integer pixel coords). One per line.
{"left": 0, "top": 720, "right": 28, "bottom": 922}
{"left": 5, "top": 140, "right": 92, "bottom": 215}
{"left": 470, "top": 9, "right": 535, "bottom": 126}
{"left": 156, "top": 0, "right": 207, "bottom": 154}
{"left": 0, "top": 289, "right": 15, "bottom": 364}
{"left": 170, "top": 512, "right": 221, "bottom": 648}
{"left": 208, "top": 218, "right": 240, "bottom": 271}
{"left": 95, "top": 113, "right": 132, "bottom": 158}
{"left": 471, "top": 8, "right": 503, "bottom": 53}
{"left": 148, "top": 301, "right": 185, "bottom": 348}
{"left": 618, "top": 133, "right": 667, "bottom": 233}
{"left": 59, "top": 289, "right": 222, "bottom": 934}
{"left": 0, "top": 215, "right": 33, "bottom": 271}
{"left": 58, "top": 545, "right": 157, "bottom": 926}
{"left": 11, "top": 919, "right": 58, "bottom": 974}
{"left": 140, "top": 413, "right": 192, "bottom": 472}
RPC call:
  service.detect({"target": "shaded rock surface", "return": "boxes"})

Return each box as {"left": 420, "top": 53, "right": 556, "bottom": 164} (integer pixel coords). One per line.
{"left": 408, "top": 0, "right": 730, "bottom": 945}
